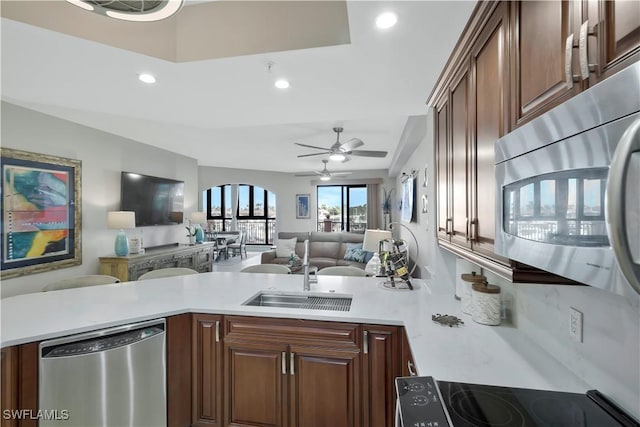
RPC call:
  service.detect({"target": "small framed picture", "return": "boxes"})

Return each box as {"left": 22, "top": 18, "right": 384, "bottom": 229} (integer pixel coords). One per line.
{"left": 296, "top": 194, "right": 310, "bottom": 219}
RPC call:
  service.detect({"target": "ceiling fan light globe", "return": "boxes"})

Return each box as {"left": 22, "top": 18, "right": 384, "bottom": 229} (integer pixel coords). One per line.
{"left": 320, "top": 175, "right": 331, "bottom": 181}
{"left": 329, "top": 153, "right": 346, "bottom": 162}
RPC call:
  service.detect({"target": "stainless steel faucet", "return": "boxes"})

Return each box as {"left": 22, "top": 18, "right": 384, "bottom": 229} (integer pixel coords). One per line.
{"left": 302, "top": 239, "right": 316, "bottom": 291}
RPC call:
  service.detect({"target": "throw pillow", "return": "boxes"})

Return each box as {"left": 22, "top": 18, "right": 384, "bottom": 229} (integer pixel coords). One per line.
{"left": 275, "top": 237, "right": 297, "bottom": 258}
{"left": 343, "top": 243, "right": 371, "bottom": 264}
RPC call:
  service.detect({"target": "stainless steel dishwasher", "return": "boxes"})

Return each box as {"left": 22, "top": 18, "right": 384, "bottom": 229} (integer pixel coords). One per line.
{"left": 39, "top": 318, "right": 166, "bottom": 427}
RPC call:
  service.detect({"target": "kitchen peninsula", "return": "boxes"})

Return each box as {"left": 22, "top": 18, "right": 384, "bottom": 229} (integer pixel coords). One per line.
{"left": 1, "top": 272, "right": 595, "bottom": 426}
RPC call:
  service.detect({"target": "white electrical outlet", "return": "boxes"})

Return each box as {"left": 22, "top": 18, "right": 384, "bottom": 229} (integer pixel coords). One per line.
{"left": 569, "top": 307, "right": 583, "bottom": 343}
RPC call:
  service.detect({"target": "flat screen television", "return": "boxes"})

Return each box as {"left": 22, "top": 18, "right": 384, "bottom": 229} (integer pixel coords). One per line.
{"left": 120, "top": 172, "right": 184, "bottom": 226}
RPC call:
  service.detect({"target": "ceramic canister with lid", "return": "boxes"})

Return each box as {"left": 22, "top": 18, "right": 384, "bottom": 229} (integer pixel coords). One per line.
{"left": 460, "top": 271, "right": 487, "bottom": 315}
{"left": 472, "top": 282, "right": 501, "bottom": 326}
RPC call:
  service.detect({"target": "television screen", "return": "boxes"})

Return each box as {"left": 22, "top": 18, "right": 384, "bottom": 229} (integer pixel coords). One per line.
{"left": 120, "top": 172, "right": 184, "bottom": 226}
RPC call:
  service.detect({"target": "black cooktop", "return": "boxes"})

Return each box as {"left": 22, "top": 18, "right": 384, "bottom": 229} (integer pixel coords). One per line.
{"left": 439, "top": 381, "right": 623, "bottom": 427}
{"left": 396, "top": 377, "right": 639, "bottom": 427}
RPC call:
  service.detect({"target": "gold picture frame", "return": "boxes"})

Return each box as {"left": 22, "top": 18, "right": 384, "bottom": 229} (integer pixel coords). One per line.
{"left": 1, "top": 148, "right": 82, "bottom": 279}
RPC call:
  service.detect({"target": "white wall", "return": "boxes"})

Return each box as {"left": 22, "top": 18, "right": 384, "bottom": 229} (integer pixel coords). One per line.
{"left": 198, "top": 166, "right": 392, "bottom": 235}
{"left": 394, "top": 107, "right": 640, "bottom": 418}
{"left": 1, "top": 103, "right": 199, "bottom": 298}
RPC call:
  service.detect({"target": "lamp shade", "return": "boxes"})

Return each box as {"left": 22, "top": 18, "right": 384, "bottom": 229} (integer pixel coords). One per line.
{"left": 190, "top": 211, "right": 206, "bottom": 224}
{"left": 362, "top": 229, "right": 392, "bottom": 253}
{"left": 107, "top": 211, "right": 136, "bottom": 230}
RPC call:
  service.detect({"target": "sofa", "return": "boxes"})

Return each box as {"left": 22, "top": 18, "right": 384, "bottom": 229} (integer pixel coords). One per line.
{"left": 261, "top": 232, "right": 369, "bottom": 270}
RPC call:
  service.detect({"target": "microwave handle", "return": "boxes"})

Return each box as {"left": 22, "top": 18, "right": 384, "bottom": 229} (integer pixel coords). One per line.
{"left": 607, "top": 118, "right": 640, "bottom": 294}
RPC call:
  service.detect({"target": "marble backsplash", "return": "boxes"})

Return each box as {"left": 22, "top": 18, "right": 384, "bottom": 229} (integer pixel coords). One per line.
{"left": 477, "top": 265, "right": 640, "bottom": 419}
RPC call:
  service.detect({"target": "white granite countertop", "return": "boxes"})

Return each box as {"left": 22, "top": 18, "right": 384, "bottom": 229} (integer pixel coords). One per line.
{"left": 0, "top": 272, "right": 590, "bottom": 393}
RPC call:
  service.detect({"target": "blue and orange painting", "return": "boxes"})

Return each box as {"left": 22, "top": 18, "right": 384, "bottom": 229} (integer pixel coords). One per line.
{"left": 3, "top": 165, "right": 70, "bottom": 262}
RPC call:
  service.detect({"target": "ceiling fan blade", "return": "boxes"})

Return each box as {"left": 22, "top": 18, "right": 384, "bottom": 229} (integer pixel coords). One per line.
{"left": 294, "top": 171, "right": 322, "bottom": 177}
{"left": 349, "top": 150, "right": 388, "bottom": 158}
{"left": 340, "top": 138, "right": 364, "bottom": 151}
{"left": 297, "top": 152, "right": 327, "bottom": 158}
{"left": 331, "top": 172, "right": 352, "bottom": 176}
{"left": 294, "top": 142, "right": 331, "bottom": 151}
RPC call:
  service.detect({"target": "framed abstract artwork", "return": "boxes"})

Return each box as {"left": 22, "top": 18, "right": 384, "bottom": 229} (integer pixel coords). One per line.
{"left": 1, "top": 148, "right": 82, "bottom": 279}
{"left": 296, "top": 194, "right": 310, "bottom": 219}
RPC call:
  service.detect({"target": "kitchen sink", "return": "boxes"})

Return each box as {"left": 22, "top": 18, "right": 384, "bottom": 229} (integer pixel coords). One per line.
{"left": 242, "top": 291, "right": 352, "bottom": 312}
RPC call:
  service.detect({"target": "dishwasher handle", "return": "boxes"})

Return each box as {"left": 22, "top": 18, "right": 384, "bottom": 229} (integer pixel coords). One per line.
{"left": 41, "top": 319, "right": 165, "bottom": 358}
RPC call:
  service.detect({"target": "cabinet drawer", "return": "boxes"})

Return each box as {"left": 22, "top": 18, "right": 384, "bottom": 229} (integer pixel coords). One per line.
{"left": 224, "top": 316, "right": 359, "bottom": 349}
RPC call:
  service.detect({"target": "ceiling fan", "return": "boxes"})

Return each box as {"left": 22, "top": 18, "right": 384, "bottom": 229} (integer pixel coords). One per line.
{"left": 295, "top": 127, "right": 388, "bottom": 162}
{"left": 295, "top": 160, "right": 353, "bottom": 181}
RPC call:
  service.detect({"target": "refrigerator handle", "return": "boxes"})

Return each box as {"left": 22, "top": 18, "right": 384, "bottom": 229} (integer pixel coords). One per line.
{"left": 606, "top": 118, "right": 640, "bottom": 294}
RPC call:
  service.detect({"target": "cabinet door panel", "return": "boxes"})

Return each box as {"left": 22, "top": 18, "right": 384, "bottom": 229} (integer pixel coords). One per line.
{"left": 192, "top": 314, "right": 221, "bottom": 427}
{"left": 592, "top": 0, "right": 640, "bottom": 81}
{"left": 471, "top": 1, "right": 509, "bottom": 258}
{"left": 435, "top": 96, "right": 450, "bottom": 240}
{"left": 167, "top": 314, "right": 192, "bottom": 427}
{"left": 362, "top": 326, "right": 400, "bottom": 427}
{"left": 514, "top": 0, "right": 580, "bottom": 126}
{"left": 289, "top": 346, "right": 360, "bottom": 427}
{"left": 224, "top": 341, "right": 287, "bottom": 427}
{"left": 450, "top": 66, "right": 471, "bottom": 247}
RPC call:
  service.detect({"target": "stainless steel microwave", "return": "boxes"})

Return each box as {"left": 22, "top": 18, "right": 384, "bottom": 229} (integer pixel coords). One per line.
{"left": 495, "top": 61, "right": 640, "bottom": 298}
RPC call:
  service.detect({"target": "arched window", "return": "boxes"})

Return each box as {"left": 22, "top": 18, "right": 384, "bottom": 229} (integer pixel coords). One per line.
{"left": 205, "top": 184, "right": 276, "bottom": 244}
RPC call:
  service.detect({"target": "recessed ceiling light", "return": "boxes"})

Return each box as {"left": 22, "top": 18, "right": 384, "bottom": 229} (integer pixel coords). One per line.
{"left": 376, "top": 12, "right": 397, "bottom": 29}
{"left": 275, "top": 79, "right": 290, "bottom": 89}
{"left": 139, "top": 73, "right": 156, "bottom": 84}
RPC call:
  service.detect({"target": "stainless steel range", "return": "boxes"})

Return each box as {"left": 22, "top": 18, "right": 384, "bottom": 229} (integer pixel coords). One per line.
{"left": 395, "top": 376, "right": 639, "bottom": 427}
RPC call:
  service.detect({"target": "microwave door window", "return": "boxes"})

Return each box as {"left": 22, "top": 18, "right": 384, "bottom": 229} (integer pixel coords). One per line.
{"left": 503, "top": 168, "right": 609, "bottom": 246}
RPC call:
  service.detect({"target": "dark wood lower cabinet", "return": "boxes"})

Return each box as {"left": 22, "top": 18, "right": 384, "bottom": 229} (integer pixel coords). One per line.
{"left": 167, "top": 314, "right": 193, "bottom": 427}
{"left": 0, "top": 343, "right": 38, "bottom": 427}
{"left": 192, "top": 314, "right": 223, "bottom": 427}
{"left": 289, "top": 345, "right": 361, "bottom": 427}
{"left": 1, "top": 314, "right": 402, "bottom": 427}
{"left": 362, "top": 326, "right": 400, "bottom": 427}
{"left": 224, "top": 339, "right": 288, "bottom": 427}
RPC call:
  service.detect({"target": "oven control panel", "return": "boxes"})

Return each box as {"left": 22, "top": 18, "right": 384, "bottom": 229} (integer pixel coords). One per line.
{"left": 395, "top": 376, "right": 450, "bottom": 427}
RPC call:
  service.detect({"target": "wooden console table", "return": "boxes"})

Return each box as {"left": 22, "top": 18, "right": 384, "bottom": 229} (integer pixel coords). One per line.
{"left": 99, "top": 243, "right": 215, "bottom": 282}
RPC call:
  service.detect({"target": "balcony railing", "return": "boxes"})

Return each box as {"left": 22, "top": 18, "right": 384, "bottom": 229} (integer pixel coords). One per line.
{"left": 206, "top": 219, "right": 276, "bottom": 244}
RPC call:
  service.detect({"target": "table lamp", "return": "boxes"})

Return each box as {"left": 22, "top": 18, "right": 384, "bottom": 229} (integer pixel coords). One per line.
{"left": 190, "top": 211, "right": 206, "bottom": 243}
{"left": 108, "top": 211, "right": 136, "bottom": 256}
{"left": 363, "top": 229, "right": 392, "bottom": 276}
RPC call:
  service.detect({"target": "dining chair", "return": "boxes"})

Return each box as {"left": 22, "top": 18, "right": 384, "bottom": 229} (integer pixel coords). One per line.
{"left": 42, "top": 275, "right": 121, "bottom": 292}
{"left": 316, "top": 266, "right": 368, "bottom": 277}
{"left": 240, "top": 264, "right": 291, "bottom": 274}
{"left": 137, "top": 267, "right": 199, "bottom": 280}
{"left": 228, "top": 231, "right": 247, "bottom": 259}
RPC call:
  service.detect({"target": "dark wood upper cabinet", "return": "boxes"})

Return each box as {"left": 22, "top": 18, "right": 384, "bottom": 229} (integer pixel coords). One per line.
{"left": 429, "top": 0, "right": 604, "bottom": 282}
{"left": 450, "top": 64, "right": 472, "bottom": 248}
{"left": 511, "top": 1, "right": 582, "bottom": 127}
{"left": 586, "top": 0, "right": 640, "bottom": 84}
{"left": 470, "top": 0, "right": 510, "bottom": 260}
{"left": 435, "top": 95, "right": 450, "bottom": 241}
